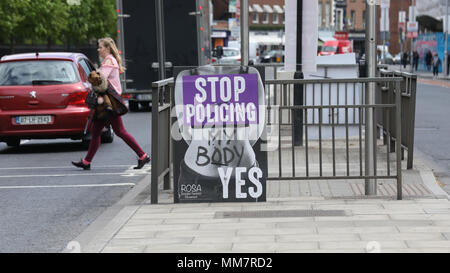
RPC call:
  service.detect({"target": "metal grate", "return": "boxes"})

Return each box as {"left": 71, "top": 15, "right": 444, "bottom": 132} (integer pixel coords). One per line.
{"left": 215, "top": 210, "right": 348, "bottom": 219}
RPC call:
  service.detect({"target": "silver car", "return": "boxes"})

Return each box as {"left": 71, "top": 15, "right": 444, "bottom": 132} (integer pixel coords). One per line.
{"left": 212, "top": 47, "right": 241, "bottom": 65}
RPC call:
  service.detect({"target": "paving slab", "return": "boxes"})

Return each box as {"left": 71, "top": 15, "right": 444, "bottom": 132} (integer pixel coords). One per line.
{"left": 74, "top": 143, "right": 450, "bottom": 253}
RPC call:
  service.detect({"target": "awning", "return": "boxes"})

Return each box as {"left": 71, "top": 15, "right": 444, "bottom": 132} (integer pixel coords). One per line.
{"left": 273, "top": 5, "right": 284, "bottom": 14}
{"left": 263, "top": 5, "right": 273, "bottom": 13}
{"left": 252, "top": 4, "right": 263, "bottom": 13}
{"left": 249, "top": 5, "right": 253, "bottom": 13}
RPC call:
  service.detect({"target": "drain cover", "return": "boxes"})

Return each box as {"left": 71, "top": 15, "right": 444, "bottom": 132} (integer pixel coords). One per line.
{"left": 215, "top": 210, "right": 347, "bottom": 219}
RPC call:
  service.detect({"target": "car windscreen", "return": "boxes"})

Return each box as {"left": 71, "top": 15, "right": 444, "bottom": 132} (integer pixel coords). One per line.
{"left": 0, "top": 60, "right": 79, "bottom": 86}
{"left": 322, "top": 46, "right": 338, "bottom": 52}
{"left": 223, "top": 49, "right": 239, "bottom": 57}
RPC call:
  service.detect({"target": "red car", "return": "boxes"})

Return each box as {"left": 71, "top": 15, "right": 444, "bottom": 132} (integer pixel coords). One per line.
{"left": 0, "top": 52, "right": 113, "bottom": 147}
{"left": 319, "top": 40, "right": 353, "bottom": 56}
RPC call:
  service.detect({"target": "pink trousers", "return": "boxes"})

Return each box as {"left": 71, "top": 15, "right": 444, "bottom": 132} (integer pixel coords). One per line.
{"left": 85, "top": 115, "right": 145, "bottom": 162}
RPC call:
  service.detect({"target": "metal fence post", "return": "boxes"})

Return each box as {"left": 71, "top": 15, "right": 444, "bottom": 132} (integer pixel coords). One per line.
{"left": 396, "top": 81, "right": 403, "bottom": 200}
{"left": 151, "top": 85, "right": 159, "bottom": 204}
{"left": 155, "top": 0, "right": 166, "bottom": 80}
{"left": 365, "top": 0, "right": 377, "bottom": 195}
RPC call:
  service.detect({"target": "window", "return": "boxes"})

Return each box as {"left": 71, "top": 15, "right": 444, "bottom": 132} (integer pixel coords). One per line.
{"left": 0, "top": 60, "right": 79, "bottom": 86}
{"left": 326, "top": 2, "right": 330, "bottom": 27}
{"left": 252, "top": 12, "right": 259, "bottom": 23}
{"left": 223, "top": 48, "right": 239, "bottom": 57}
{"left": 362, "top": 10, "right": 366, "bottom": 29}
{"left": 273, "top": 13, "right": 279, "bottom": 24}
{"left": 262, "top": 13, "right": 268, "bottom": 24}
{"left": 318, "top": 3, "right": 322, "bottom": 27}
{"left": 79, "top": 59, "right": 93, "bottom": 78}
{"left": 351, "top": 10, "right": 355, "bottom": 29}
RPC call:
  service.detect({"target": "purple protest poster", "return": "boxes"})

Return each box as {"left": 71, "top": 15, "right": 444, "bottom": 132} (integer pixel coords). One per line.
{"left": 182, "top": 74, "right": 259, "bottom": 127}
{"left": 173, "top": 67, "right": 267, "bottom": 204}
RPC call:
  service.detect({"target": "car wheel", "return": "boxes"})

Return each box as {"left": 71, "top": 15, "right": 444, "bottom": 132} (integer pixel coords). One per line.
{"left": 6, "top": 138, "right": 20, "bottom": 147}
{"left": 129, "top": 100, "right": 139, "bottom": 112}
{"left": 101, "top": 127, "right": 114, "bottom": 143}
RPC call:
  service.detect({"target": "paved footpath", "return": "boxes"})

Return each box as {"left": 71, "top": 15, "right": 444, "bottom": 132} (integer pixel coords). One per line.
{"left": 66, "top": 78, "right": 450, "bottom": 253}
{"left": 75, "top": 193, "right": 450, "bottom": 253}
{"left": 68, "top": 152, "right": 450, "bottom": 253}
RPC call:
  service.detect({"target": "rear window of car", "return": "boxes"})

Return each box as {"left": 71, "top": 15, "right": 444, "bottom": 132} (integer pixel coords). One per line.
{"left": 223, "top": 49, "right": 240, "bottom": 57}
{"left": 0, "top": 60, "right": 79, "bottom": 86}
{"left": 322, "top": 46, "right": 338, "bottom": 52}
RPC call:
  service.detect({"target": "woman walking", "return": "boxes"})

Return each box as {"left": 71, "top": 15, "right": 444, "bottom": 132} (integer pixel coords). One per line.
{"left": 72, "top": 38, "right": 150, "bottom": 170}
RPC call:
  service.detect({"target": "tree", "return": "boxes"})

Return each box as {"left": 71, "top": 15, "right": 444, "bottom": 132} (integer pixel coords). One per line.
{"left": 18, "top": 0, "right": 69, "bottom": 48}
{"left": 0, "top": 0, "right": 117, "bottom": 51}
{"left": 87, "top": 0, "right": 117, "bottom": 42}
{"left": 63, "top": 0, "right": 91, "bottom": 48}
{"left": 0, "top": 0, "right": 30, "bottom": 52}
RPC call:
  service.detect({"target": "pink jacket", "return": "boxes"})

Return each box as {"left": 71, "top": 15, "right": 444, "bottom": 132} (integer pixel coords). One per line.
{"left": 100, "top": 54, "right": 122, "bottom": 95}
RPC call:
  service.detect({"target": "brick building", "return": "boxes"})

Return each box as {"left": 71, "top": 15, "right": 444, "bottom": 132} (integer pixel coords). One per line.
{"left": 249, "top": 0, "right": 285, "bottom": 29}
{"left": 347, "top": 0, "right": 414, "bottom": 55}
{"left": 318, "top": 0, "right": 335, "bottom": 29}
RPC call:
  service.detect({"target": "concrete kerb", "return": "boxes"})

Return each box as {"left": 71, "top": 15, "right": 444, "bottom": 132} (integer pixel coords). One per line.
{"left": 413, "top": 149, "right": 450, "bottom": 200}
{"left": 62, "top": 168, "right": 154, "bottom": 253}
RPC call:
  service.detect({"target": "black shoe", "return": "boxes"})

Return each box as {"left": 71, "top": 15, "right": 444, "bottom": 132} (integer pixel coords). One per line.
{"left": 72, "top": 160, "right": 91, "bottom": 170}
{"left": 134, "top": 155, "right": 150, "bottom": 169}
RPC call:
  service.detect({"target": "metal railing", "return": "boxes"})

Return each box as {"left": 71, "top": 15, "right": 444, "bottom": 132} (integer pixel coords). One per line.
{"left": 150, "top": 77, "right": 174, "bottom": 204}
{"left": 264, "top": 77, "right": 404, "bottom": 200}
{"left": 378, "top": 69, "right": 417, "bottom": 169}
{"left": 149, "top": 71, "right": 412, "bottom": 202}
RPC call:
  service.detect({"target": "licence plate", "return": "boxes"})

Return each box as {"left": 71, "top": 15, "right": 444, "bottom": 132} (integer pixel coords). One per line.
{"left": 16, "top": 115, "right": 52, "bottom": 125}
{"left": 136, "top": 94, "right": 152, "bottom": 100}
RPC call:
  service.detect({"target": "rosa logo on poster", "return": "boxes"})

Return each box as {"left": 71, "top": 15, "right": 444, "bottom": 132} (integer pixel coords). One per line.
{"left": 181, "top": 184, "right": 202, "bottom": 194}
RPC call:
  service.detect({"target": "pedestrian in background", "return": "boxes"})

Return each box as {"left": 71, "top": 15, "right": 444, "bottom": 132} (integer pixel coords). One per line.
{"left": 402, "top": 52, "right": 409, "bottom": 69}
{"left": 432, "top": 52, "right": 441, "bottom": 78}
{"left": 72, "top": 37, "right": 150, "bottom": 170}
{"left": 447, "top": 52, "right": 450, "bottom": 76}
{"left": 426, "top": 50, "right": 432, "bottom": 71}
{"left": 413, "top": 50, "right": 419, "bottom": 71}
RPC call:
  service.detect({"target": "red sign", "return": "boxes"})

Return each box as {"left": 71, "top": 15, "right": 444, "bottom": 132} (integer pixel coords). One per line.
{"left": 334, "top": 31, "right": 349, "bottom": 40}
{"left": 407, "top": 32, "right": 418, "bottom": 38}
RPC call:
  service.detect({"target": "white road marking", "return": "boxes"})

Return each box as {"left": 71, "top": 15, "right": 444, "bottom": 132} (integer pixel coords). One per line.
{"left": 0, "top": 165, "right": 150, "bottom": 170}
{"left": 0, "top": 172, "right": 148, "bottom": 178}
{"left": 0, "top": 183, "right": 136, "bottom": 189}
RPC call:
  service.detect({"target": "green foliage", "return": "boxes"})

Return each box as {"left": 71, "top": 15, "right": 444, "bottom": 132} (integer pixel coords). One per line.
{"left": 0, "top": 0, "right": 117, "bottom": 49}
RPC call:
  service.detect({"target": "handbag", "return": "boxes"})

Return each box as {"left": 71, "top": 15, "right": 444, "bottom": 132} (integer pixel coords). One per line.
{"left": 85, "top": 91, "right": 97, "bottom": 109}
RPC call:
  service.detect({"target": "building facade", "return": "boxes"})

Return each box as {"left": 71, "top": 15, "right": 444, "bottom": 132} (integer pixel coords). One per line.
{"left": 318, "top": 0, "right": 335, "bottom": 29}
{"left": 249, "top": 0, "right": 285, "bottom": 29}
{"left": 347, "top": 0, "right": 414, "bottom": 55}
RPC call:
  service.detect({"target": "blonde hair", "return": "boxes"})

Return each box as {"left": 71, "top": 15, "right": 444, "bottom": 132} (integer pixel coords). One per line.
{"left": 99, "top": 37, "right": 125, "bottom": 73}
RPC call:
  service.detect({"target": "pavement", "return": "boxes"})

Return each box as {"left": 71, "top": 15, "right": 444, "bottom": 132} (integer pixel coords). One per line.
{"left": 64, "top": 67, "right": 450, "bottom": 254}
{"left": 66, "top": 136, "right": 450, "bottom": 253}
{"left": 386, "top": 64, "right": 450, "bottom": 83}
